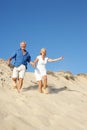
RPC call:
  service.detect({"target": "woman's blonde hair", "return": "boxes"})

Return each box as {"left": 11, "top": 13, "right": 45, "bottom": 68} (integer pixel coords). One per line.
{"left": 40, "top": 48, "right": 47, "bottom": 55}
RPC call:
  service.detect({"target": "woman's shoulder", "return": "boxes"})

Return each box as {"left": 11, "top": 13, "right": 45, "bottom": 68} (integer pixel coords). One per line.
{"left": 45, "top": 57, "right": 48, "bottom": 60}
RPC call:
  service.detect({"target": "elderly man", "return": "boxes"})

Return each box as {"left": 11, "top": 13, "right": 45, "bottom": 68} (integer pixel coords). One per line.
{"left": 7, "top": 41, "right": 33, "bottom": 92}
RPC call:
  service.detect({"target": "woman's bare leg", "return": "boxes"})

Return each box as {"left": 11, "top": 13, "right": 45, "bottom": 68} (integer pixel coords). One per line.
{"left": 37, "top": 80, "right": 43, "bottom": 93}
{"left": 42, "top": 75, "right": 48, "bottom": 94}
{"left": 43, "top": 75, "right": 47, "bottom": 89}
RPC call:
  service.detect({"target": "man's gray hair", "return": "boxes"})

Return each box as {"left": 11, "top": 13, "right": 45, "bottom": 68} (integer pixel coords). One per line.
{"left": 20, "top": 41, "right": 26, "bottom": 45}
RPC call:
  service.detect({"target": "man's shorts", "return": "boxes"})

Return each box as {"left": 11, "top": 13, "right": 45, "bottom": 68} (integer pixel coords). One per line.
{"left": 12, "top": 64, "right": 26, "bottom": 79}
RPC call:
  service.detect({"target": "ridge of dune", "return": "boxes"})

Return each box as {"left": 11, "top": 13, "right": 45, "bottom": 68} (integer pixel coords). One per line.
{"left": 0, "top": 59, "right": 87, "bottom": 130}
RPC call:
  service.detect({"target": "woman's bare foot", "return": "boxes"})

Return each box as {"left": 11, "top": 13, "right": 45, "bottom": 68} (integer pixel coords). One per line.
{"left": 38, "top": 88, "right": 43, "bottom": 93}
{"left": 42, "top": 87, "right": 48, "bottom": 94}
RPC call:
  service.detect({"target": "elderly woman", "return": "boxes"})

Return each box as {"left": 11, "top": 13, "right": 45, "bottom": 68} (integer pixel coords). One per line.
{"left": 33, "top": 48, "right": 64, "bottom": 94}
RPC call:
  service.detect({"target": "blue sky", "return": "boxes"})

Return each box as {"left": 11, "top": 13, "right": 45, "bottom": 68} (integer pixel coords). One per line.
{"left": 0, "top": 0, "right": 87, "bottom": 74}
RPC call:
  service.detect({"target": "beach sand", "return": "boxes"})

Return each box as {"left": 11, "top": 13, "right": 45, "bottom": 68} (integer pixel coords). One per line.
{"left": 0, "top": 59, "right": 87, "bottom": 130}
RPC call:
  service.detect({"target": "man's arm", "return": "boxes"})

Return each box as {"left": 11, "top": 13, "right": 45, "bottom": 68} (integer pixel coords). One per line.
{"left": 30, "top": 58, "right": 39, "bottom": 68}
{"left": 7, "top": 57, "right": 12, "bottom": 65}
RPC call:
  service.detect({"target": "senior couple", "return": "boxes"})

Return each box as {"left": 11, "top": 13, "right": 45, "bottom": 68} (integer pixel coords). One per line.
{"left": 7, "top": 41, "right": 64, "bottom": 93}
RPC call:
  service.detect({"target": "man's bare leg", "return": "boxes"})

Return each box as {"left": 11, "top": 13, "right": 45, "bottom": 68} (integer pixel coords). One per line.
{"left": 12, "top": 78, "right": 17, "bottom": 89}
{"left": 17, "top": 78, "right": 23, "bottom": 93}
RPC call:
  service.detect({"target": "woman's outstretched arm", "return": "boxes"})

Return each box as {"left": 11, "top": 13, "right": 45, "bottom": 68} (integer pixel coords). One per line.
{"left": 48, "top": 56, "right": 64, "bottom": 62}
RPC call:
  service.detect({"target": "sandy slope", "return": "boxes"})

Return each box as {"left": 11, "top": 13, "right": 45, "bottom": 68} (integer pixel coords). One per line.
{"left": 0, "top": 59, "right": 87, "bottom": 130}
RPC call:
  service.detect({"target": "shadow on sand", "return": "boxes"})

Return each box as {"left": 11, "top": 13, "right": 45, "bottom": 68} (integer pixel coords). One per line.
{"left": 48, "top": 86, "right": 68, "bottom": 94}
{"left": 23, "top": 85, "right": 38, "bottom": 92}
{"left": 23, "top": 85, "right": 68, "bottom": 94}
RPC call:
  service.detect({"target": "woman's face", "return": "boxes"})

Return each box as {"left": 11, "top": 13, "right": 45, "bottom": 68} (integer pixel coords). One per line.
{"left": 41, "top": 49, "right": 46, "bottom": 56}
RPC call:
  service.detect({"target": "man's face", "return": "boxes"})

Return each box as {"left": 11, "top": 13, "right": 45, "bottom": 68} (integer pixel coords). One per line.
{"left": 20, "top": 42, "right": 26, "bottom": 50}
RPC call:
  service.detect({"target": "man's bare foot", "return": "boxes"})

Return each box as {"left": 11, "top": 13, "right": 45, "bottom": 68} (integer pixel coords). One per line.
{"left": 13, "top": 81, "right": 17, "bottom": 89}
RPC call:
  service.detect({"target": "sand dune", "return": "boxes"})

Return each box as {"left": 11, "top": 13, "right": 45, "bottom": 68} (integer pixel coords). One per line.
{"left": 0, "top": 59, "right": 87, "bottom": 130}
